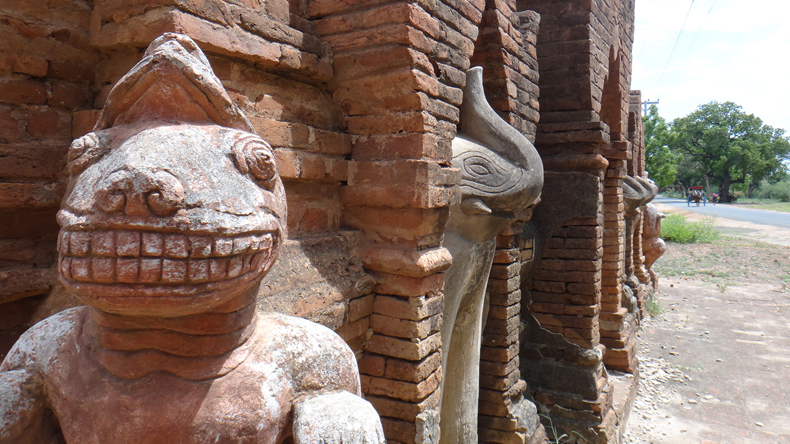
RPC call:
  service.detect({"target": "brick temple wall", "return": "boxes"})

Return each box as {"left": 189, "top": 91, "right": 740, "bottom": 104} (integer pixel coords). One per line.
{"left": 515, "top": 0, "right": 643, "bottom": 441}
{"left": 0, "top": 0, "right": 551, "bottom": 443}
{"left": 475, "top": 5, "right": 546, "bottom": 442}
{"left": 1, "top": 0, "right": 649, "bottom": 442}
{"left": 0, "top": 0, "right": 98, "bottom": 356}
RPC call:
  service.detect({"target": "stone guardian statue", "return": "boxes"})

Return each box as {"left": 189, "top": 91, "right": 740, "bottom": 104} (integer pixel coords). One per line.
{"left": 439, "top": 67, "right": 543, "bottom": 444}
{"left": 0, "top": 33, "right": 384, "bottom": 444}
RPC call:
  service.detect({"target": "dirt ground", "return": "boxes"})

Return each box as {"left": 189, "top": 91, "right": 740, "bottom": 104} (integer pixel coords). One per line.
{"left": 623, "top": 205, "right": 790, "bottom": 443}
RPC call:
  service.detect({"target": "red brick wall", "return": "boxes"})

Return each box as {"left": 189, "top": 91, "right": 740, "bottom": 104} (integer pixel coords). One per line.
{"left": 312, "top": 1, "right": 491, "bottom": 440}
{"left": 0, "top": 0, "right": 98, "bottom": 358}
{"left": 516, "top": 0, "right": 640, "bottom": 440}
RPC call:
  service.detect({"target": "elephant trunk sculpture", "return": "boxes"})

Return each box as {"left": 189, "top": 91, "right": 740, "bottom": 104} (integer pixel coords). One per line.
{"left": 439, "top": 67, "right": 543, "bottom": 444}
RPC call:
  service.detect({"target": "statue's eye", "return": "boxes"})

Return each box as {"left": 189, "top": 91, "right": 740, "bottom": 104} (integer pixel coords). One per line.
{"left": 468, "top": 162, "right": 492, "bottom": 176}
{"left": 233, "top": 136, "right": 277, "bottom": 188}
{"left": 67, "top": 133, "right": 105, "bottom": 175}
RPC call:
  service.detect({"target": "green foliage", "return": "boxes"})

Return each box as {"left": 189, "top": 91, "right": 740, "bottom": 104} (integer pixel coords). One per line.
{"left": 643, "top": 105, "right": 682, "bottom": 188}
{"left": 669, "top": 101, "right": 790, "bottom": 202}
{"left": 755, "top": 178, "right": 790, "bottom": 202}
{"left": 539, "top": 414, "right": 584, "bottom": 444}
{"left": 660, "top": 214, "right": 721, "bottom": 243}
{"left": 645, "top": 292, "right": 663, "bottom": 317}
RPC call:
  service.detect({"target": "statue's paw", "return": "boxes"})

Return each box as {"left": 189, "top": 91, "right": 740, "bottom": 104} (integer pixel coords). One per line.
{"left": 293, "top": 391, "right": 385, "bottom": 444}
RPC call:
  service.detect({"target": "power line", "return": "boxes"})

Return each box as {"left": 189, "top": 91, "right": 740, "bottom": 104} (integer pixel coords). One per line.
{"left": 656, "top": 0, "right": 697, "bottom": 89}
{"left": 636, "top": 0, "right": 652, "bottom": 65}
{"left": 670, "top": 0, "right": 717, "bottom": 87}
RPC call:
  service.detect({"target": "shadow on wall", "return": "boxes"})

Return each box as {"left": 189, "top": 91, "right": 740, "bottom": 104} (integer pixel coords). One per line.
{"left": 257, "top": 233, "right": 376, "bottom": 333}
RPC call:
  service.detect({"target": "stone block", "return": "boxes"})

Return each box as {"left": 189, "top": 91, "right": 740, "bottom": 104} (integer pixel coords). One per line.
{"left": 361, "top": 245, "right": 452, "bottom": 278}
{"left": 364, "top": 331, "right": 441, "bottom": 361}
{"left": 384, "top": 351, "right": 442, "bottom": 383}
{"left": 373, "top": 294, "right": 443, "bottom": 321}
{"left": 362, "top": 368, "right": 441, "bottom": 402}
{"left": 370, "top": 312, "right": 440, "bottom": 340}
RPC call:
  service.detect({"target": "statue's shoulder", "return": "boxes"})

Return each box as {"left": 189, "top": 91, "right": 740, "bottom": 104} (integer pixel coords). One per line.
{"left": 254, "top": 313, "right": 361, "bottom": 395}
{"left": 1, "top": 307, "right": 87, "bottom": 372}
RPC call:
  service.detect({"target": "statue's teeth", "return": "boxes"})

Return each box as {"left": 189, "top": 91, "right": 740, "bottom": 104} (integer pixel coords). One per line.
{"left": 140, "top": 258, "right": 162, "bottom": 283}
{"left": 227, "top": 256, "right": 243, "bottom": 278}
{"left": 213, "top": 237, "right": 233, "bottom": 256}
{"left": 164, "top": 234, "right": 189, "bottom": 258}
{"left": 162, "top": 258, "right": 187, "bottom": 283}
{"left": 60, "top": 256, "right": 72, "bottom": 279}
{"left": 117, "top": 258, "right": 139, "bottom": 283}
{"left": 116, "top": 231, "right": 141, "bottom": 257}
{"left": 188, "top": 259, "right": 210, "bottom": 282}
{"left": 91, "top": 231, "right": 115, "bottom": 256}
{"left": 142, "top": 232, "right": 164, "bottom": 256}
{"left": 58, "top": 231, "right": 71, "bottom": 255}
{"left": 242, "top": 254, "right": 252, "bottom": 274}
{"left": 57, "top": 230, "right": 274, "bottom": 285}
{"left": 92, "top": 257, "right": 115, "bottom": 283}
{"left": 71, "top": 257, "right": 91, "bottom": 281}
{"left": 70, "top": 232, "right": 91, "bottom": 257}
{"left": 58, "top": 230, "right": 275, "bottom": 259}
{"left": 210, "top": 258, "right": 227, "bottom": 280}
{"left": 189, "top": 235, "right": 212, "bottom": 257}
{"left": 232, "top": 235, "right": 253, "bottom": 254}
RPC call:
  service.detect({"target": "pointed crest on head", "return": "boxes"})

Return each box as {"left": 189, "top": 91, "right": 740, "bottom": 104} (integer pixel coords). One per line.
{"left": 94, "top": 33, "right": 253, "bottom": 133}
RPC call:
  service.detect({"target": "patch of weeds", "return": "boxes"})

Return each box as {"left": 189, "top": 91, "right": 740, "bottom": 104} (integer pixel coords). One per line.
{"left": 661, "top": 214, "right": 721, "bottom": 243}
{"left": 645, "top": 292, "right": 663, "bottom": 317}
{"left": 675, "top": 364, "right": 705, "bottom": 372}
{"left": 716, "top": 281, "right": 728, "bottom": 293}
{"left": 539, "top": 414, "right": 584, "bottom": 444}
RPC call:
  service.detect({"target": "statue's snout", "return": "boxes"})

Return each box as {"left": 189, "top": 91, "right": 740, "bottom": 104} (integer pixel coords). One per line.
{"left": 96, "top": 168, "right": 186, "bottom": 217}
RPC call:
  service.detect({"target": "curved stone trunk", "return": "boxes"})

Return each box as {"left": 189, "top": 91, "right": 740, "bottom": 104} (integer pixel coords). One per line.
{"left": 622, "top": 176, "right": 657, "bottom": 291}
{"left": 439, "top": 67, "right": 542, "bottom": 444}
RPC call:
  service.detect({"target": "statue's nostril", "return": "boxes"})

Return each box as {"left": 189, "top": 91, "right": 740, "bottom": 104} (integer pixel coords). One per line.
{"left": 96, "top": 169, "right": 185, "bottom": 216}
{"left": 97, "top": 190, "right": 125, "bottom": 214}
{"left": 147, "top": 191, "right": 181, "bottom": 217}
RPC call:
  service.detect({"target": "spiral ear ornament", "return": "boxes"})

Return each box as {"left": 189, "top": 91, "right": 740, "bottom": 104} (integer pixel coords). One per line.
{"left": 233, "top": 135, "right": 277, "bottom": 188}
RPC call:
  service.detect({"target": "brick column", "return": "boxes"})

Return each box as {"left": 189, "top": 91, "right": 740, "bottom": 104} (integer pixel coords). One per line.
{"left": 311, "top": 2, "right": 485, "bottom": 442}
{"left": 0, "top": 2, "right": 98, "bottom": 358}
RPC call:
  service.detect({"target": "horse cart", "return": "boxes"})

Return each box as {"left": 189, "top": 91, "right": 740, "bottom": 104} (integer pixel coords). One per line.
{"left": 687, "top": 186, "right": 706, "bottom": 206}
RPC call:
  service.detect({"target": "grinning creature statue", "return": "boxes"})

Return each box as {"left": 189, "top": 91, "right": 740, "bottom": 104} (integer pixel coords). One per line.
{"left": 0, "top": 33, "right": 383, "bottom": 444}
{"left": 439, "top": 67, "right": 543, "bottom": 444}
{"left": 641, "top": 202, "right": 667, "bottom": 288}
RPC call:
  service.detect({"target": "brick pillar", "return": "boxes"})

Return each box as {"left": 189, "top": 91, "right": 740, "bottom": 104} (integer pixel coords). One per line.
{"left": 0, "top": 2, "right": 99, "bottom": 359}
{"left": 467, "top": 3, "right": 547, "bottom": 442}
{"left": 311, "top": 1, "right": 485, "bottom": 442}
{"left": 479, "top": 222, "right": 547, "bottom": 443}
{"left": 599, "top": 159, "right": 640, "bottom": 372}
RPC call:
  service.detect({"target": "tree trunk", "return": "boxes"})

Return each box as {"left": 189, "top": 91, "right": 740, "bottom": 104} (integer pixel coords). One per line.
{"left": 720, "top": 171, "right": 733, "bottom": 202}
{"left": 704, "top": 175, "right": 711, "bottom": 201}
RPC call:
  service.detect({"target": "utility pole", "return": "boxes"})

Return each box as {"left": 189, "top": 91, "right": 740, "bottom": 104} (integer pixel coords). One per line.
{"left": 641, "top": 99, "right": 659, "bottom": 115}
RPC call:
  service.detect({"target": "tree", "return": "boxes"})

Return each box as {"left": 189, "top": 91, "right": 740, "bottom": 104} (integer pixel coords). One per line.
{"left": 669, "top": 101, "right": 790, "bottom": 202}
{"left": 643, "top": 105, "right": 682, "bottom": 188}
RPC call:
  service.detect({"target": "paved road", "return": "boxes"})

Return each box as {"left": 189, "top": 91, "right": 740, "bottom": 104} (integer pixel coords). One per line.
{"left": 654, "top": 196, "right": 790, "bottom": 229}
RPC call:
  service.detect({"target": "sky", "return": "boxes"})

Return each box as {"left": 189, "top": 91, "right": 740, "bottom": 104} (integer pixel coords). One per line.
{"left": 632, "top": 0, "right": 790, "bottom": 132}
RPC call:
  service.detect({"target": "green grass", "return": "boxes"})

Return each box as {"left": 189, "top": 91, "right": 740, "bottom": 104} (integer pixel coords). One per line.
{"left": 732, "top": 197, "right": 790, "bottom": 213}
{"left": 645, "top": 292, "right": 663, "bottom": 317}
{"left": 539, "top": 414, "right": 584, "bottom": 444}
{"left": 652, "top": 236, "right": 790, "bottom": 293}
{"left": 660, "top": 213, "right": 721, "bottom": 243}
{"left": 746, "top": 202, "right": 790, "bottom": 213}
